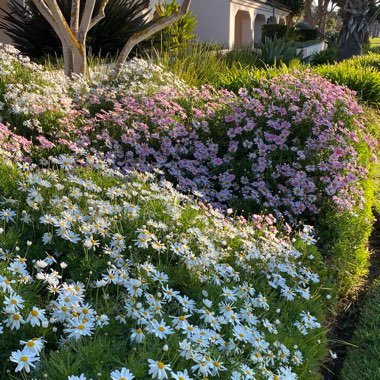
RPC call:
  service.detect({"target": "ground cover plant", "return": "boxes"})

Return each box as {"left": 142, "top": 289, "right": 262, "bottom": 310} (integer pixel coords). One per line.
{"left": 0, "top": 44, "right": 378, "bottom": 379}
{"left": 0, "top": 44, "right": 377, "bottom": 297}
{"left": 0, "top": 156, "right": 327, "bottom": 379}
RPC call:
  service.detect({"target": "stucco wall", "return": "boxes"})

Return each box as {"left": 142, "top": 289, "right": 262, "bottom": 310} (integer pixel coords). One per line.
{"left": 229, "top": 0, "right": 289, "bottom": 48}
{"left": 190, "top": 0, "right": 230, "bottom": 47}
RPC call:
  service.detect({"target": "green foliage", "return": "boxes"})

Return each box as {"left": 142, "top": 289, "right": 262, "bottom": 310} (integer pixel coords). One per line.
{"left": 0, "top": 0, "right": 149, "bottom": 59}
{"left": 324, "top": 29, "right": 339, "bottom": 48}
{"left": 261, "top": 24, "right": 289, "bottom": 42}
{"left": 315, "top": 61, "right": 380, "bottom": 106}
{"left": 148, "top": 43, "right": 229, "bottom": 87}
{"left": 261, "top": 37, "right": 302, "bottom": 66}
{"left": 364, "top": 108, "right": 380, "bottom": 214}
{"left": 310, "top": 47, "right": 338, "bottom": 66}
{"left": 223, "top": 45, "right": 262, "bottom": 69}
{"left": 149, "top": 42, "right": 263, "bottom": 88}
{"left": 218, "top": 64, "right": 289, "bottom": 93}
{"left": 293, "top": 28, "right": 319, "bottom": 42}
{"left": 340, "top": 280, "right": 380, "bottom": 379}
{"left": 318, "top": 176, "right": 374, "bottom": 296}
{"left": 346, "top": 53, "right": 380, "bottom": 71}
{"left": 147, "top": 0, "right": 197, "bottom": 53}
{"left": 278, "top": 0, "right": 304, "bottom": 15}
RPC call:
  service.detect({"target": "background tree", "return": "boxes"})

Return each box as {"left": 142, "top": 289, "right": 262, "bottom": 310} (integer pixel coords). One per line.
{"left": 279, "top": 0, "right": 305, "bottom": 25}
{"left": 147, "top": 0, "right": 196, "bottom": 53}
{"left": 3, "top": 0, "right": 192, "bottom": 77}
{"left": 0, "top": 0, "right": 149, "bottom": 60}
{"left": 337, "top": 0, "right": 380, "bottom": 60}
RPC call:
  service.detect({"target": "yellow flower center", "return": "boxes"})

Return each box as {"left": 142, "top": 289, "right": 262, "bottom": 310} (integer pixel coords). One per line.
{"left": 20, "top": 356, "right": 28, "bottom": 362}
{"left": 158, "top": 326, "right": 165, "bottom": 332}
{"left": 11, "top": 299, "right": 17, "bottom": 304}
{"left": 31, "top": 310, "right": 39, "bottom": 317}
{"left": 27, "top": 341, "right": 35, "bottom": 347}
{"left": 13, "top": 314, "right": 20, "bottom": 321}
{"left": 157, "top": 361, "right": 165, "bottom": 369}
{"left": 77, "top": 324, "right": 85, "bottom": 330}
{"left": 179, "top": 315, "right": 186, "bottom": 321}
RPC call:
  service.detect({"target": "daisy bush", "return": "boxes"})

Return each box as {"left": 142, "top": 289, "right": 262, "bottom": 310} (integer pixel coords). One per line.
{"left": 0, "top": 45, "right": 375, "bottom": 224}
{"left": 0, "top": 157, "right": 326, "bottom": 379}
{"left": 64, "top": 71, "right": 375, "bottom": 223}
{"left": 0, "top": 45, "right": 376, "bottom": 378}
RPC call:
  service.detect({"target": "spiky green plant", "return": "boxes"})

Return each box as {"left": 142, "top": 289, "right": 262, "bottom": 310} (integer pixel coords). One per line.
{"left": 0, "top": 0, "right": 149, "bottom": 59}
{"left": 260, "top": 36, "right": 302, "bottom": 66}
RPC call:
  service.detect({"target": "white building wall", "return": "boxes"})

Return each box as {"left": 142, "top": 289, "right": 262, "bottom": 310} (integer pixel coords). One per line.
{"left": 149, "top": 0, "right": 290, "bottom": 50}
{"left": 190, "top": 0, "right": 231, "bottom": 47}
{"left": 230, "top": 0, "right": 289, "bottom": 48}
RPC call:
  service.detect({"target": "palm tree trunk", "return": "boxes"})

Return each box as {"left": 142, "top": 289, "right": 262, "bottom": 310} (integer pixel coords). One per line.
{"left": 337, "top": 0, "right": 370, "bottom": 61}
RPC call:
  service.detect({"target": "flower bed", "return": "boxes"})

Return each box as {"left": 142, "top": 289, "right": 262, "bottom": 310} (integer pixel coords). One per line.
{"left": 64, "top": 71, "right": 374, "bottom": 225}
{"left": 0, "top": 158, "right": 326, "bottom": 379}
{"left": 0, "top": 46, "right": 377, "bottom": 377}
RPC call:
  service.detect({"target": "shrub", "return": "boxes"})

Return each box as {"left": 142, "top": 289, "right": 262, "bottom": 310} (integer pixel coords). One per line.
{"left": 261, "top": 24, "right": 288, "bottom": 42}
{"left": 148, "top": 43, "right": 229, "bottom": 87}
{"left": 224, "top": 46, "right": 262, "bottom": 69}
{"left": 315, "top": 61, "right": 380, "bottom": 106}
{"left": 293, "top": 28, "right": 319, "bottom": 42}
{"left": 146, "top": 0, "right": 197, "bottom": 53}
{"left": 324, "top": 30, "right": 339, "bottom": 47}
{"left": 261, "top": 37, "right": 302, "bottom": 66}
{"left": 0, "top": 0, "right": 149, "bottom": 59}
{"left": 60, "top": 71, "right": 373, "bottom": 226}
{"left": 345, "top": 53, "right": 380, "bottom": 71}
{"left": 309, "top": 47, "right": 337, "bottom": 66}
{"left": 0, "top": 45, "right": 376, "bottom": 301}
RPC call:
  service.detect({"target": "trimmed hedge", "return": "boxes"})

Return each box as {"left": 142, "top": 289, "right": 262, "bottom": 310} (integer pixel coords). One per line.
{"left": 261, "top": 24, "right": 288, "bottom": 42}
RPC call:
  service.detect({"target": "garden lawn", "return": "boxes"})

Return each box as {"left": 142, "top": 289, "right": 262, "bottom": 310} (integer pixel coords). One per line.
{"left": 370, "top": 37, "right": 380, "bottom": 46}
{"left": 339, "top": 281, "right": 380, "bottom": 379}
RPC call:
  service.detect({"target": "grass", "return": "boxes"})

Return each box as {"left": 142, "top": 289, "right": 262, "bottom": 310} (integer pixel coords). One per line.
{"left": 339, "top": 107, "right": 380, "bottom": 379}
{"left": 370, "top": 37, "right": 380, "bottom": 46}
{"left": 147, "top": 43, "right": 262, "bottom": 87}
{"left": 340, "top": 281, "right": 380, "bottom": 379}
{"left": 374, "top": 162, "right": 380, "bottom": 215}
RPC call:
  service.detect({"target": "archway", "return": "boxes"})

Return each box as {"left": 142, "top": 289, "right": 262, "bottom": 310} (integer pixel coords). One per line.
{"left": 254, "top": 14, "right": 266, "bottom": 44}
{"left": 234, "top": 10, "right": 252, "bottom": 48}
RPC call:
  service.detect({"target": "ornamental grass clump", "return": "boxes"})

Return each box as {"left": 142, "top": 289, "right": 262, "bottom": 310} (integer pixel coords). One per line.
{"left": 0, "top": 157, "right": 326, "bottom": 379}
